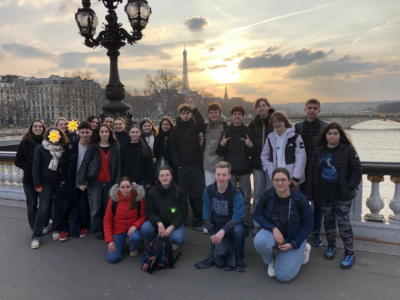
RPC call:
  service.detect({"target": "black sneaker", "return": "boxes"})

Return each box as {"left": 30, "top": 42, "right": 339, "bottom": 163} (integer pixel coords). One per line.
{"left": 236, "top": 257, "right": 247, "bottom": 272}
{"left": 244, "top": 225, "right": 249, "bottom": 238}
{"left": 95, "top": 234, "right": 105, "bottom": 240}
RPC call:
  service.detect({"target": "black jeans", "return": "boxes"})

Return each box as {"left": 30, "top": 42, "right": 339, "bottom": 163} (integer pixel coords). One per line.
{"left": 60, "top": 189, "right": 89, "bottom": 231}
{"left": 87, "top": 181, "right": 110, "bottom": 236}
{"left": 23, "top": 184, "right": 40, "bottom": 230}
{"left": 178, "top": 163, "right": 204, "bottom": 223}
{"left": 32, "top": 184, "right": 61, "bottom": 240}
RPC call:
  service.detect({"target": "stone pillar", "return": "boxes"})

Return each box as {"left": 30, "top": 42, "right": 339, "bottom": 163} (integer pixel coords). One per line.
{"left": 14, "top": 166, "right": 23, "bottom": 188}
{"left": 365, "top": 175, "right": 386, "bottom": 222}
{"left": 0, "top": 161, "right": 7, "bottom": 186}
{"left": 5, "top": 162, "right": 14, "bottom": 186}
{"left": 389, "top": 175, "right": 400, "bottom": 225}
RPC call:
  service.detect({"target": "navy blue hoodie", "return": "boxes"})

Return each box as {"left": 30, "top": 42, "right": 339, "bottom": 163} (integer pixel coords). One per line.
{"left": 203, "top": 180, "right": 244, "bottom": 236}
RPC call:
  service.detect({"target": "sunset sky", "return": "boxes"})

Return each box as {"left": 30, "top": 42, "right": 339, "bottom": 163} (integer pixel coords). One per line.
{"left": 0, "top": 0, "right": 399, "bottom": 104}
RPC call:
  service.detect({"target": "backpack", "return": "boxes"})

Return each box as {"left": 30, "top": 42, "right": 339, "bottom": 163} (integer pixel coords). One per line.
{"left": 141, "top": 236, "right": 182, "bottom": 274}
{"left": 262, "top": 188, "right": 303, "bottom": 214}
{"left": 112, "top": 200, "right": 141, "bottom": 217}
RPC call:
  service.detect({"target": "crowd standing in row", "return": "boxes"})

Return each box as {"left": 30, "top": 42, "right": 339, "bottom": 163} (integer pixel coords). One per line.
{"left": 15, "top": 97, "right": 362, "bottom": 282}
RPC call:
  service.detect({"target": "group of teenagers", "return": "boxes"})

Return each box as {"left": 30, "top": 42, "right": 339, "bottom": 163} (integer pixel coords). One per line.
{"left": 15, "top": 97, "right": 362, "bottom": 282}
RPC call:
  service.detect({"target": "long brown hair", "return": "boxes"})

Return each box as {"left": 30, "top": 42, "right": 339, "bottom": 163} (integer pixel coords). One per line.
{"left": 129, "top": 124, "right": 152, "bottom": 159}
{"left": 158, "top": 116, "right": 174, "bottom": 133}
{"left": 91, "top": 123, "right": 117, "bottom": 145}
{"left": 21, "top": 119, "right": 46, "bottom": 143}
{"left": 119, "top": 176, "right": 138, "bottom": 210}
{"left": 316, "top": 121, "right": 352, "bottom": 147}
{"left": 43, "top": 127, "right": 69, "bottom": 147}
{"left": 140, "top": 118, "right": 158, "bottom": 136}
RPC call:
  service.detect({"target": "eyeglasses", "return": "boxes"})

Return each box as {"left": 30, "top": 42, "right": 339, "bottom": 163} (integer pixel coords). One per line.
{"left": 273, "top": 178, "right": 288, "bottom": 183}
{"left": 33, "top": 125, "right": 43, "bottom": 129}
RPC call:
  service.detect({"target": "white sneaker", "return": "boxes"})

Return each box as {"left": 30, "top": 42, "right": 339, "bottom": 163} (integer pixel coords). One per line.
{"left": 303, "top": 243, "right": 311, "bottom": 265}
{"left": 172, "top": 244, "right": 179, "bottom": 250}
{"left": 52, "top": 232, "right": 60, "bottom": 241}
{"left": 42, "top": 228, "right": 49, "bottom": 235}
{"left": 130, "top": 247, "right": 139, "bottom": 257}
{"left": 203, "top": 227, "right": 208, "bottom": 234}
{"left": 268, "top": 258, "right": 276, "bottom": 278}
{"left": 31, "top": 240, "right": 40, "bottom": 249}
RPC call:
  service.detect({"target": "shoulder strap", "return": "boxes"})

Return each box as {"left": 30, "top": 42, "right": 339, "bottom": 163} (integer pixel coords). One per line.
{"left": 291, "top": 188, "right": 303, "bottom": 214}
{"left": 262, "top": 188, "right": 275, "bottom": 208}
{"left": 112, "top": 201, "right": 118, "bottom": 216}
{"left": 163, "top": 237, "right": 176, "bottom": 267}
{"left": 206, "top": 184, "right": 214, "bottom": 211}
{"left": 295, "top": 122, "right": 303, "bottom": 135}
{"left": 136, "top": 201, "right": 141, "bottom": 218}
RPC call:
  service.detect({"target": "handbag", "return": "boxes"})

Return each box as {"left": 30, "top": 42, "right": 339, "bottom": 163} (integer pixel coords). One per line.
{"left": 85, "top": 155, "right": 101, "bottom": 182}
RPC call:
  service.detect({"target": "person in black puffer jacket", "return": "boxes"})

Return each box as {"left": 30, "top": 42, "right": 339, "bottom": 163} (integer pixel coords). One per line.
{"left": 141, "top": 166, "right": 188, "bottom": 248}
{"left": 15, "top": 119, "right": 46, "bottom": 231}
{"left": 169, "top": 98, "right": 206, "bottom": 228}
{"left": 306, "top": 122, "right": 362, "bottom": 270}
{"left": 216, "top": 105, "right": 255, "bottom": 237}
{"left": 31, "top": 127, "right": 69, "bottom": 249}
{"left": 248, "top": 98, "right": 275, "bottom": 235}
{"left": 294, "top": 99, "right": 328, "bottom": 247}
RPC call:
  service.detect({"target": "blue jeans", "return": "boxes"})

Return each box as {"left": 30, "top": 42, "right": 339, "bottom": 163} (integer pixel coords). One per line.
{"left": 224, "top": 223, "right": 245, "bottom": 259}
{"left": 254, "top": 229, "right": 306, "bottom": 283}
{"left": 140, "top": 221, "right": 186, "bottom": 245}
{"left": 106, "top": 230, "right": 143, "bottom": 264}
{"left": 300, "top": 181, "right": 323, "bottom": 233}
{"left": 87, "top": 180, "right": 109, "bottom": 237}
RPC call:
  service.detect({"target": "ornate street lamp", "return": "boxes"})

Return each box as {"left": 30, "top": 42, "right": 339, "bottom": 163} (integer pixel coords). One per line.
{"left": 75, "top": 0, "right": 152, "bottom": 126}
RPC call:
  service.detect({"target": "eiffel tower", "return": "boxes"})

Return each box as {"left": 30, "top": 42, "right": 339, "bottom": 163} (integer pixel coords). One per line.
{"left": 182, "top": 44, "right": 190, "bottom": 95}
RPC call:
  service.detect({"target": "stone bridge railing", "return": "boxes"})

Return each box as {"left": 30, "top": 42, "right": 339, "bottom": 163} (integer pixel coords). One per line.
{"left": 0, "top": 152, "right": 399, "bottom": 244}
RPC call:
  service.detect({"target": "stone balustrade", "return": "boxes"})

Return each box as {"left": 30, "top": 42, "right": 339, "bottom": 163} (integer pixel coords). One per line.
{"left": 0, "top": 152, "right": 399, "bottom": 243}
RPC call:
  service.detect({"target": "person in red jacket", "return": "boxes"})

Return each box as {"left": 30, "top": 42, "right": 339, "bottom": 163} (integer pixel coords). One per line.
{"left": 104, "top": 177, "right": 146, "bottom": 263}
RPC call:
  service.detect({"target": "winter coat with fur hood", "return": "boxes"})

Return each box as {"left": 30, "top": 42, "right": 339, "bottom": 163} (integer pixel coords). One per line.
{"left": 103, "top": 182, "right": 146, "bottom": 244}
{"left": 261, "top": 125, "right": 307, "bottom": 184}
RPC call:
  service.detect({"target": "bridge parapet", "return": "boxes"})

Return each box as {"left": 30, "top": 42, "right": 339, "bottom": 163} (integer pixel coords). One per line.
{"left": 1, "top": 152, "right": 399, "bottom": 244}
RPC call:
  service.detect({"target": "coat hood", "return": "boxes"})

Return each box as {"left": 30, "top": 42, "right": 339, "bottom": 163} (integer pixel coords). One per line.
{"left": 110, "top": 182, "right": 145, "bottom": 203}
{"left": 208, "top": 114, "right": 227, "bottom": 127}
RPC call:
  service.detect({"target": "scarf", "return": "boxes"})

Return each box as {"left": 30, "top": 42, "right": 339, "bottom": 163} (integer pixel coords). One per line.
{"left": 33, "top": 134, "right": 44, "bottom": 145}
{"left": 142, "top": 131, "right": 154, "bottom": 137}
{"left": 42, "top": 140, "right": 63, "bottom": 171}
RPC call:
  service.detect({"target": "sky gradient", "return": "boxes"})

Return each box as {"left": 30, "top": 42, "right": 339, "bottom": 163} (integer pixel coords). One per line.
{"left": 0, "top": 0, "right": 399, "bottom": 104}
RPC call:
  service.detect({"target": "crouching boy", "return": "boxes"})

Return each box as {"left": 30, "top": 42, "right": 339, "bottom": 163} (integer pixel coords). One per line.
{"left": 203, "top": 161, "right": 246, "bottom": 272}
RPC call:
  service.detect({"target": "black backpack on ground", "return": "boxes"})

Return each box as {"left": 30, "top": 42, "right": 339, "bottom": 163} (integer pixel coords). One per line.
{"left": 141, "top": 236, "right": 182, "bottom": 274}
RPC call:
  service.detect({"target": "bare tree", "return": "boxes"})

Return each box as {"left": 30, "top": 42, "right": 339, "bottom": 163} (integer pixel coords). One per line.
{"left": 125, "top": 87, "right": 157, "bottom": 121}
{"left": 190, "top": 87, "right": 216, "bottom": 116}
{"left": 145, "top": 69, "right": 184, "bottom": 117}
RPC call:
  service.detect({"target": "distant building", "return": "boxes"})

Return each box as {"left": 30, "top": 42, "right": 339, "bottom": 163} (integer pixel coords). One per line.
{"left": 223, "top": 85, "right": 229, "bottom": 101}
{"left": 0, "top": 74, "right": 103, "bottom": 125}
{"left": 181, "top": 45, "right": 190, "bottom": 95}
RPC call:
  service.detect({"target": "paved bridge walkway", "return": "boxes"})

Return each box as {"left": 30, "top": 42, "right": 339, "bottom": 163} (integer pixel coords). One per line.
{"left": 0, "top": 206, "right": 399, "bottom": 300}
